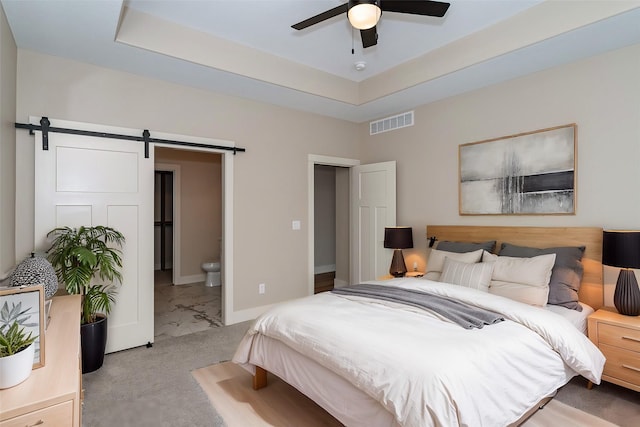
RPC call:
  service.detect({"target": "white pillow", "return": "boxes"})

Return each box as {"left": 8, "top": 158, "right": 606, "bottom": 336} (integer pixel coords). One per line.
{"left": 483, "top": 252, "right": 556, "bottom": 306}
{"left": 424, "top": 249, "right": 484, "bottom": 281}
{"left": 439, "top": 257, "right": 495, "bottom": 292}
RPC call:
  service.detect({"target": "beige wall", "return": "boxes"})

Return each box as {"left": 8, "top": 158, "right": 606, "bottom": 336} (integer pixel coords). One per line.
{"left": 360, "top": 43, "right": 640, "bottom": 273}
{"left": 12, "top": 42, "right": 640, "bottom": 314}
{"left": 0, "top": 5, "right": 16, "bottom": 277}
{"left": 155, "top": 147, "right": 222, "bottom": 280}
{"left": 14, "top": 50, "right": 360, "bottom": 314}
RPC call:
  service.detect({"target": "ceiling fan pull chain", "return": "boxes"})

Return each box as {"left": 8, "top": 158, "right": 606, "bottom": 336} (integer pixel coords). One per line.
{"left": 351, "top": 27, "right": 355, "bottom": 54}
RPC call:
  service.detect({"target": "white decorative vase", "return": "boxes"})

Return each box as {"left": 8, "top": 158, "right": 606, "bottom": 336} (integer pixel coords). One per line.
{"left": 0, "top": 343, "right": 35, "bottom": 389}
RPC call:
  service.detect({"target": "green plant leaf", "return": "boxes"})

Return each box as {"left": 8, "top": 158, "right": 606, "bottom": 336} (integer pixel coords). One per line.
{"left": 47, "top": 225, "right": 125, "bottom": 325}
{"left": 0, "top": 321, "right": 37, "bottom": 357}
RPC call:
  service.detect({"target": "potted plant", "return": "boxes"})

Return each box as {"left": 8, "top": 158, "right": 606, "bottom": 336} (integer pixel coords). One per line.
{"left": 0, "top": 321, "right": 37, "bottom": 388}
{"left": 46, "top": 225, "right": 125, "bottom": 373}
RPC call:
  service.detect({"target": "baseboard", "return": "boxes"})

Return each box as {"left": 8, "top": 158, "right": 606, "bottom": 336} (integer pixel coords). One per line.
{"left": 333, "top": 278, "right": 349, "bottom": 288}
{"left": 174, "top": 273, "right": 205, "bottom": 285}
{"left": 314, "top": 264, "right": 336, "bottom": 275}
{"left": 225, "top": 303, "right": 276, "bottom": 325}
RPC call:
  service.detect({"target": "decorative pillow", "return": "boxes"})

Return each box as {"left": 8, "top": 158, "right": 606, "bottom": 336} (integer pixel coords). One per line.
{"left": 436, "top": 240, "right": 496, "bottom": 254}
{"left": 424, "top": 249, "right": 484, "bottom": 281}
{"left": 440, "top": 257, "right": 495, "bottom": 292}
{"left": 483, "top": 252, "right": 556, "bottom": 307}
{"left": 499, "top": 243, "right": 586, "bottom": 311}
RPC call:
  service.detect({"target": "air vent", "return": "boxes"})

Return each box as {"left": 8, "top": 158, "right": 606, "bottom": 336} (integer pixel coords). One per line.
{"left": 369, "top": 111, "right": 414, "bottom": 135}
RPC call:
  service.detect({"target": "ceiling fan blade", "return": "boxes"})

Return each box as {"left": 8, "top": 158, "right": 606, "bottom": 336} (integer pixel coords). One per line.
{"left": 292, "top": 4, "right": 349, "bottom": 30}
{"left": 381, "top": 0, "right": 450, "bottom": 17}
{"left": 360, "top": 27, "right": 378, "bottom": 48}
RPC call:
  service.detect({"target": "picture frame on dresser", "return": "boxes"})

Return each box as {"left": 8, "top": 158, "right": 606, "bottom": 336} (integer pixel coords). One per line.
{"left": 0, "top": 285, "right": 46, "bottom": 368}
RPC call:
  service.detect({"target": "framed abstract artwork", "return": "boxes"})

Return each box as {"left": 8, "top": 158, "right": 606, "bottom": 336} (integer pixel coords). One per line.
{"left": 0, "top": 285, "right": 46, "bottom": 368}
{"left": 459, "top": 124, "right": 576, "bottom": 215}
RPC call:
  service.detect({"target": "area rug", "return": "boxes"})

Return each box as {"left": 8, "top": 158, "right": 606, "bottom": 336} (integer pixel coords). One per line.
{"left": 193, "top": 362, "right": 617, "bottom": 427}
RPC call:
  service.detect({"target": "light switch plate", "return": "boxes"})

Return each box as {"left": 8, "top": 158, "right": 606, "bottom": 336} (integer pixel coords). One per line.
{"left": 292, "top": 220, "right": 301, "bottom": 230}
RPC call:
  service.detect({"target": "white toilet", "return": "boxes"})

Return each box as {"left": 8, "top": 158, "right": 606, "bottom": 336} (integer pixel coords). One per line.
{"left": 201, "top": 261, "right": 221, "bottom": 287}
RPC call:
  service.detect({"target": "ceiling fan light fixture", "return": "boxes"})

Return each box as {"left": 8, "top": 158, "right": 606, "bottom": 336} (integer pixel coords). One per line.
{"left": 348, "top": 0, "right": 381, "bottom": 30}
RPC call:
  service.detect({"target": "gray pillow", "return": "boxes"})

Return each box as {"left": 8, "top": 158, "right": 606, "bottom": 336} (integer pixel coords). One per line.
{"left": 436, "top": 240, "right": 496, "bottom": 254}
{"left": 498, "top": 243, "right": 586, "bottom": 311}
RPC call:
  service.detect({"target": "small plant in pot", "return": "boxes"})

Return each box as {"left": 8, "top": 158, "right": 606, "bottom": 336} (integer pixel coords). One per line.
{"left": 46, "top": 226, "right": 125, "bottom": 373}
{"left": 0, "top": 321, "right": 38, "bottom": 388}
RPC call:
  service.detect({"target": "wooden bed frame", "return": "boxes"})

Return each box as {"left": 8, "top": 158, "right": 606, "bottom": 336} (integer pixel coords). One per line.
{"left": 253, "top": 225, "right": 604, "bottom": 395}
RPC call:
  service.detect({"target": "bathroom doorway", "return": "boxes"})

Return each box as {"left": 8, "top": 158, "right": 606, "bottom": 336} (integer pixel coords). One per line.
{"left": 153, "top": 148, "right": 224, "bottom": 342}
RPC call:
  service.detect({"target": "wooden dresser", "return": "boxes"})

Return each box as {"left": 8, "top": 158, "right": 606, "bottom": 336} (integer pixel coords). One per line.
{"left": 0, "top": 295, "right": 81, "bottom": 426}
{"left": 588, "top": 308, "right": 640, "bottom": 392}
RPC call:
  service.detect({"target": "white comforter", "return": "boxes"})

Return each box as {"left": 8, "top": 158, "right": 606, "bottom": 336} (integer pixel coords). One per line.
{"left": 233, "top": 278, "right": 605, "bottom": 427}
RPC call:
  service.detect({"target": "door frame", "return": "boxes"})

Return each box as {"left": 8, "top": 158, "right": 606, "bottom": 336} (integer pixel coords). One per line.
{"left": 308, "top": 155, "right": 360, "bottom": 295}
{"left": 154, "top": 163, "right": 181, "bottom": 285}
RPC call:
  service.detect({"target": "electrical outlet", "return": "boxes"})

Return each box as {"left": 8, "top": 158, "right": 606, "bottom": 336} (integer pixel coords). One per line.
{"left": 413, "top": 261, "right": 418, "bottom": 271}
{"left": 259, "top": 283, "right": 265, "bottom": 294}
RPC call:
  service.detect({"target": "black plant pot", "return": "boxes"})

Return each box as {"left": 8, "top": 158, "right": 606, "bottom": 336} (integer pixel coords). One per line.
{"left": 81, "top": 315, "right": 108, "bottom": 374}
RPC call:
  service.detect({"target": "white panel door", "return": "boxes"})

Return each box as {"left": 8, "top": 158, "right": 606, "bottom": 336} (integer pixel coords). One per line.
{"left": 350, "top": 161, "right": 396, "bottom": 283}
{"left": 34, "top": 119, "right": 154, "bottom": 353}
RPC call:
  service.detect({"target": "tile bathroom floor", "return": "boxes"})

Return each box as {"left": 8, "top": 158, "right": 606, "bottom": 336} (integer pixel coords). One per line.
{"left": 154, "top": 269, "right": 223, "bottom": 342}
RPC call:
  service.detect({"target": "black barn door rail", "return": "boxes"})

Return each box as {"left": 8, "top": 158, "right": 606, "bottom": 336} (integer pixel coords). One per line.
{"left": 15, "top": 117, "right": 246, "bottom": 158}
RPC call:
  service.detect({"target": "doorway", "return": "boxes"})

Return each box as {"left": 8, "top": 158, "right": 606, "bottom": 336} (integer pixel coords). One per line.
{"left": 308, "top": 155, "right": 397, "bottom": 294}
{"left": 154, "top": 148, "right": 224, "bottom": 342}
{"left": 313, "top": 164, "right": 349, "bottom": 293}
{"left": 308, "top": 155, "right": 360, "bottom": 294}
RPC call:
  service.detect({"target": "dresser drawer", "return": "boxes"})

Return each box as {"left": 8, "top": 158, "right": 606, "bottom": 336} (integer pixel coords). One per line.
{"left": 598, "top": 323, "right": 640, "bottom": 352}
{"left": 0, "top": 400, "right": 73, "bottom": 427}
{"left": 600, "top": 343, "right": 640, "bottom": 387}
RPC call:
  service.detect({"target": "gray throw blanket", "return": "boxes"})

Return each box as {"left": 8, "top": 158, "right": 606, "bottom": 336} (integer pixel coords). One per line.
{"left": 331, "top": 284, "right": 504, "bottom": 329}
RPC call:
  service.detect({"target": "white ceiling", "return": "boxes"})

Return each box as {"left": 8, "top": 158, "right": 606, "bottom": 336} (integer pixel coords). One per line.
{"left": 2, "top": 0, "right": 640, "bottom": 123}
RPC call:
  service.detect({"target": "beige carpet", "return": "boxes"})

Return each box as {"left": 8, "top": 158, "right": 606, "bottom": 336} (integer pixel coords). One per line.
{"left": 193, "top": 362, "right": 617, "bottom": 427}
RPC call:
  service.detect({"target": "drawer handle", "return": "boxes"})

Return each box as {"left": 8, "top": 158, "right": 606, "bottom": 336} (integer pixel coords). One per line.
{"left": 26, "top": 421, "right": 44, "bottom": 427}
{"left": 622, "top": 364, "right": 640, "bottom": 373}
{"left": 622, "top": 335, "right": 640, "bottom": 343}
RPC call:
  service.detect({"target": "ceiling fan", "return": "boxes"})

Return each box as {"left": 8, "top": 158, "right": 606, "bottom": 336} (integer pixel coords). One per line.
{"left": 292, "top": 0, "right": 451, "bottom": 49}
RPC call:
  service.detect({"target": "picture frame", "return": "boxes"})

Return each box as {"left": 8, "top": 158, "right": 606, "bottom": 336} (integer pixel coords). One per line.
{"left": 459, "top": 124, "right": 576, "bottom": 215}
{"left": 0, "top": 285, "right": 46, "bottom": 368}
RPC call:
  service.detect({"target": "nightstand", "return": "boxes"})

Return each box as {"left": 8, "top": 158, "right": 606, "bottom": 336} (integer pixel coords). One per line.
{"left": 405, "top": 271, "right": 424, "bottom": 278}
{"left": 587, "top": 308, "right": 640, "bottom": 392}
{"left": 377, "top": 272, "right": 424, "bottom": 280}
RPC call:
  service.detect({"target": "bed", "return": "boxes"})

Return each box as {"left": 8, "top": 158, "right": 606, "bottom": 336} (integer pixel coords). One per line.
{"left": 233, "top": 226, "right": 606, "bottom": 427}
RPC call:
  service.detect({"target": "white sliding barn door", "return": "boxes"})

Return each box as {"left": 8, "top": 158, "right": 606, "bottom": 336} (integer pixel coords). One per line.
{"left": 34, "top": 119, "right": 154, "bottom": 353}
{"left": 350, "top": 161, "right": 396, "bottom": 283}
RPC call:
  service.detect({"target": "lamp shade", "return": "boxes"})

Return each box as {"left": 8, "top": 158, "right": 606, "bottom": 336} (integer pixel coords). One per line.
{"left": 603, "top": 230, "right": 640, "bottom": 316}
{"left": 603, "top": 230, "right": 640, "bottom": 269}
{"left": 384, "top": 227, "right": 413, "bottom": 249}
{"left": 348, "top": 0, "right": 381, "bottom": 30}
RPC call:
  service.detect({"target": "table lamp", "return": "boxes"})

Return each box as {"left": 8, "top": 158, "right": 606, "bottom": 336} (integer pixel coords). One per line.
{"left": 384, "top": 227, "right": 413, "bottom": 277}
{"left": 603, "top": 230, "right": 640, "bottom": 316}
